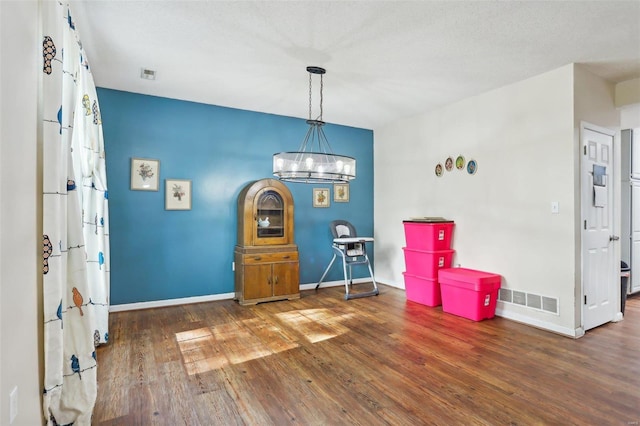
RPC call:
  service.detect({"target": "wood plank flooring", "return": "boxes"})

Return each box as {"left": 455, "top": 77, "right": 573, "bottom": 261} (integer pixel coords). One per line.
{"left": 93, "top": 285, "right": 640, "bottom": 425}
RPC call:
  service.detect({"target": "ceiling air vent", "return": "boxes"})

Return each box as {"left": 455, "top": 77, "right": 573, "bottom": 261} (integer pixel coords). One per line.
{"left": 140, "top": 68, "right": 156, "bottom": 80}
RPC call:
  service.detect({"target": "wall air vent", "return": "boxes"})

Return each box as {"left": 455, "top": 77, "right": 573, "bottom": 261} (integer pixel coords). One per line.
{"left": 527, "top": 293, "right": 542, "bottom": 310}
{"left": 498, "top": 288, "right": 559, "bottom": 315}
{"left": 499, "top": 288, "right": 512, "bottom": 303}
{"left": 140, "top": 68, "right": 156, "bottom": 80}
{"left": 512, "top": 291, "right": 527, "bottom": 306}
{"left": 542, "top": 296, "right": 558, "bottom": 314}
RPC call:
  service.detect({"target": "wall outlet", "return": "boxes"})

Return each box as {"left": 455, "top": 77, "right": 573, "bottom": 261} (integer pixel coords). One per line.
{"left": 9, "top": 386, "right": 17, "bottom": 424}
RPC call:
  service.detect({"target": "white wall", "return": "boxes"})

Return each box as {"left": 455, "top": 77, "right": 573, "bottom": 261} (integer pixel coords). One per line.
{"left": 375, "top": 64, "right": 583, "bottom": 335}
{"left": 615, "top": 78, "right": 640, "bottom": 108}
{"left": 620, "top": 104, "right": 640, "bottom": 129}
{"left": 0, "top": 1, "right": 43, "bottom": 425}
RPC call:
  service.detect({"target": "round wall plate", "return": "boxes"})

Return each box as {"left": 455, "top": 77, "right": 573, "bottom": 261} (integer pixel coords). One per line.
{"left": 467, "top": 159, "right": 477, "bottom": 175}
{"left": 445, "top": 157, "right": 453, "bottom": 171}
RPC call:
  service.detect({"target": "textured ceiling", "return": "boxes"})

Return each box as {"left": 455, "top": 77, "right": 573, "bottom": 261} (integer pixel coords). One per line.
{"left": 70, "top": 1, "right": 640, "bottom": 130}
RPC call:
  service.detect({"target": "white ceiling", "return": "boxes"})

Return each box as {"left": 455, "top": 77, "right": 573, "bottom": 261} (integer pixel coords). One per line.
{"left": 70, "top": 0, "right": 640, "bottom": 130}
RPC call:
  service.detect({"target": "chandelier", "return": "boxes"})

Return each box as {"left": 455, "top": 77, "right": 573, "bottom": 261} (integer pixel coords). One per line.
{"left": 273, "top": 66, "right": 356, "bottom": 183}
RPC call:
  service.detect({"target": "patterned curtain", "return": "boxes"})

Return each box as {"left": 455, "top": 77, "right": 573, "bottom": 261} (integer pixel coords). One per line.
{"left": 42, "top": 2, "right": 110, "bottom": 424}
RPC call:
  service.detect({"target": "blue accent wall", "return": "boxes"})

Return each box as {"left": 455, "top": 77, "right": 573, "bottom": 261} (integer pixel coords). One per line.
{"left": 98, "top": 89, "right": 374, "bottom": 305}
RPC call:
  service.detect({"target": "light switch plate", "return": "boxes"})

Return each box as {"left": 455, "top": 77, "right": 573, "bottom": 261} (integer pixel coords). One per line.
{"left": 551, "top": 201, "right": 559, "bottom": 214}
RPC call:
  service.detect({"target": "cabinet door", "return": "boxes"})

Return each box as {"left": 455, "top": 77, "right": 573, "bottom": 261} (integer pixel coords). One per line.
{"left": 254, "top": 189, "right": 288, "bottom": 246}
{"left": 272, "top": 262, "right": 299, "bottom": 297}
{"left": 243, "top": 264, "right": 273, "bottom": 300}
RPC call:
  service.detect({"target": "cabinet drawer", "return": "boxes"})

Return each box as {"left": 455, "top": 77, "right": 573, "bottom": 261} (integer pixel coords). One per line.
{"left": 242, "top": 251, "right": 298, "bottom": 264}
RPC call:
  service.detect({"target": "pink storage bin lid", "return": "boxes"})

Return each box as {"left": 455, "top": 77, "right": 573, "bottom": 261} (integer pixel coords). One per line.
{"left": 438, "top": 267, "right": 501, "bottom": 291}
{"left": 402, "top": 247, "right": 455, "bottom": 255}
{"left": 403, "top": 217, "right": 454, "bottom": 223}
{"left": 402, "top": 271, "right": 437, "bottom": 281}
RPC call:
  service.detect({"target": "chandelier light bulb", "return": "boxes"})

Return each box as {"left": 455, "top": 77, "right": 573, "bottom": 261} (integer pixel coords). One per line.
{"left": 305, "top": 157, "right": 314, "bottom": 169}
{"left": 336, "top": 160, "right": 344, "bottom": 171}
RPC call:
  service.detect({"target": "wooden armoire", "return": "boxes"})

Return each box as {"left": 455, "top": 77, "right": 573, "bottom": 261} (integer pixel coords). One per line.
{"left": 234, "top": 178, "right": 300, "bottom": 305}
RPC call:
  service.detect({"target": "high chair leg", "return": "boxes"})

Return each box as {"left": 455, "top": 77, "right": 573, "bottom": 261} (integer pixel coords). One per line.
{"left": 316, "top": 253, "right": 337, "bottom": 290}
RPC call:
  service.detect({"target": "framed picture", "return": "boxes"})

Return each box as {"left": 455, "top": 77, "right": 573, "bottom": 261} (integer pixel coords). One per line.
{"left": 131, "top": 158, "right": 159, "bottom": 191}
{"left": 165, "top": 179, "right": 192, "bottom": 210}
{"left": 313, "top": 188, "right": 330, "bottom": 208}
{"left": 334, "top": 183, "right": 349, "bottom": 203}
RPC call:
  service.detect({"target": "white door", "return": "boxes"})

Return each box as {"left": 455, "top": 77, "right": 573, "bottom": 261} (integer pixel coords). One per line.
{"left": 630, "top": 129, "right": 640, "bottom": 179}
{"left": 581, "top": 123, "right": 617, "bottom": 331}
{"left": 631, "top": 182, "right": 640, "bottom": 293}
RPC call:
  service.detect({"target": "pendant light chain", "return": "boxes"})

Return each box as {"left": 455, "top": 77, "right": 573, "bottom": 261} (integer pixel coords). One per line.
{"left": 308, "top": 72, "right": 313, "bottom": 121}
{"left": 319, "top": 73, "right": 323, "bottom": 122}
{"left": 307, "top": 69, "right": 324, "bottom": 122}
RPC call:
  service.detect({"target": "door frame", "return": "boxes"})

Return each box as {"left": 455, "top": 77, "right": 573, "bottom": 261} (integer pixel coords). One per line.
{"left": 579, "top": 121, "right": 620, "bottom": 333}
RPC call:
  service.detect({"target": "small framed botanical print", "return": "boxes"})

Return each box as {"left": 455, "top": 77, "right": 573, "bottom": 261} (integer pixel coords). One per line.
{"left": 131, "top": 158, "right": 159, "bottom": 191}
{"left": 165, "top": 179, "right": 192, "bottom": 210}
{"left": 313, "top": 188, "right": 330, "bottom": 208}
{"left": 334, "top": 183, "right": 349, "bottom": 203}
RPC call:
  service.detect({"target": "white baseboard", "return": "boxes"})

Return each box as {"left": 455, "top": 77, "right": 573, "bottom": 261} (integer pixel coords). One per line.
{"left": 375, "top": 277, "right": 403, "bottom": 290}
{"left": 109, "top": 292, "right": 235, "bottom": 312}
{"left": 495, "top": 306, "right": 582, "bottom": 338}
{"left": 109, "top": 278, "right": 374, "bottom": 312}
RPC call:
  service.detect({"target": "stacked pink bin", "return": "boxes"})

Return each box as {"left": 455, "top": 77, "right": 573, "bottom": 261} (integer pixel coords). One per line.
{"left": 402, "top": 218, "right": 455, "bottom": 306}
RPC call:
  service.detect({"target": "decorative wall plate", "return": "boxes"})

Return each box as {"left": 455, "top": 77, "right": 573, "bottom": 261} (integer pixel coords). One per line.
{"left": 456, "top": 155, "right": 465, "bottom": 170}
{"left": 467, "top": 159, "right": 477, "bottom": 175}
{"left": 435, "top": 163, "right": 443, "bottom": 177}
{"left": 445, "top": 157, "right": 454, "bottom": 171}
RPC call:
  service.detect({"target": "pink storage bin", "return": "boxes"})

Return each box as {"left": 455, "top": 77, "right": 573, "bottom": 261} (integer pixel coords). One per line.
{"left": 403, "top": 248, "right": 454, "bottom": 279}
{"left": 403, "top": 221, "right": 455, "bottom": 251}
{"left": 403, "top": 272, "right": 442, "bottom": 307}
{"left": 438, "top": 268, "right": 501, "bottom": 321}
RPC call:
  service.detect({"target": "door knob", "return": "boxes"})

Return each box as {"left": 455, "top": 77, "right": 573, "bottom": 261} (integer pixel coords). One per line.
{"left": 610, "top": 235, "right": 620, "bottom": 241}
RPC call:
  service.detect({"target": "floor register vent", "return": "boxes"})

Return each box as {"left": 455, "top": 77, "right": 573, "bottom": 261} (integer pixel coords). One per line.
{"left": 498, "top": 288, "right": 559, "bottom": 315}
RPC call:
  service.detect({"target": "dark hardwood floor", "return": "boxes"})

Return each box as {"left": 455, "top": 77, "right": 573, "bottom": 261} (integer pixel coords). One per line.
{"left": 93, "top": 285, "right": 640, "bottom": 425}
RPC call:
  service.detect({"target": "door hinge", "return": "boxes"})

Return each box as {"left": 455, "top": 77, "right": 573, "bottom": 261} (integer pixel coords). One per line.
{"left": 584, "top": 145, "right": 587, "bottom": 155}
{"left": 584, "top": 220, "right": 587, "bottom": 230}
{"left": 584, "top": 295, "right": 587, "bottom": 305}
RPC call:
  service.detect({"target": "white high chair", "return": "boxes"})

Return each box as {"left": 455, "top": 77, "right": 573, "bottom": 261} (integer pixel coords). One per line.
{"left": 316, "top": 220, "right": 379, "bottom": 300}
